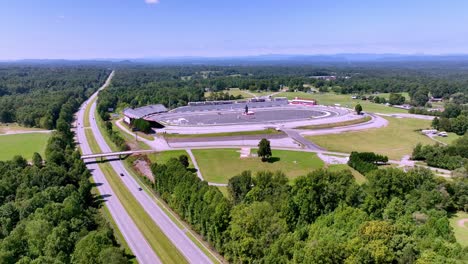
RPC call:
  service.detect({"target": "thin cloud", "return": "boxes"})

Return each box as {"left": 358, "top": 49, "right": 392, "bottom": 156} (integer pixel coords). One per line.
{"left": 145, "top": 0, "right": 160, "bottom": 4}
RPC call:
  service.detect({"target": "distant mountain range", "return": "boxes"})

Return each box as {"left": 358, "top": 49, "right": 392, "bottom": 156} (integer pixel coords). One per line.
{"left": 4, "top": 54, "right": 468, "bottom": 65}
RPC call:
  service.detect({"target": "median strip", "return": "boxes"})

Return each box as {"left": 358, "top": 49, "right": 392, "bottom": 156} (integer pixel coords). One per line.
{"left": 85, "top": 108, "right": 188, "bottom": 264}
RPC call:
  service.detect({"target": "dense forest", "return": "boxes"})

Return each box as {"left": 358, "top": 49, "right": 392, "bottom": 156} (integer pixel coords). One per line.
{"left": 0, "top": 66, "right": 110, "bottom": 128}
{"left": 0, "top": 84, "right": 128, "bottom": 263}
{"left": 151, "top": 157, "right": 468, "bottom": 263}
{"left": 0, "top": 66, "right": 130, "bottom": 264}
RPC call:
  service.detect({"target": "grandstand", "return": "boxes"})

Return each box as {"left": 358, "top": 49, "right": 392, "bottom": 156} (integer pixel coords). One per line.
{"left": 123, "top": 104, "right": 168, "bottom": 124}
{"left": 172, "top": 100, "right": 288, "bottom": 113}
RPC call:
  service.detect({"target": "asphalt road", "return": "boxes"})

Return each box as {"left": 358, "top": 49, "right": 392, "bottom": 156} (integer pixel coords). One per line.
{"left": 282, "top": 128, "right": 325, "bottom": 150}
{"left": 86, "top": 76, "right": 213, "bottom": 264}
{"left": 75, "top": 71, "right": 161, "bottom": 264}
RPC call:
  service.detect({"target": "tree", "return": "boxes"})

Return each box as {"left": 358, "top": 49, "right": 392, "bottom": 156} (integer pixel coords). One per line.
{"left": 257, "top": 138, "right": 272, "bottom": 162}
{"left": 32, "top": 152, "right": 43, "bottom": 168}
{"left": 451, "top": 92, "right": 467, "bottom": 105}
{"left": 355, "top": 104, "right": 363, "bottom": 115}
{"left": 132, "top": 118, "right": 152, "bottom": 133}
{"left": 228, "top": 171, "right": 253, "bottom": 204}
{"left": 226, "top": 202, "right": 287, "bottom": 262}
{"left": 411, "top": 90, "right": 429, "bottom": 107}
{"left": 432, "top": 117, "right": 440, "bottom": 130}
{"left": 71, "top": 231, "right": 115, "bottom": 264}
{"left": 178, "top": 154, "right": 189, "bottom": 168}
{"left": 389, "top": 93, "right": 405, "bottom": 105}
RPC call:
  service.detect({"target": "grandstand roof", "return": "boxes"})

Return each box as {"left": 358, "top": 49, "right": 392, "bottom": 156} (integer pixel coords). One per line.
{"left": 123, "top": 104, "right": 168, "bottom": 119}
{"left": 171, "top": 100, "right": 288, "bottom": 113}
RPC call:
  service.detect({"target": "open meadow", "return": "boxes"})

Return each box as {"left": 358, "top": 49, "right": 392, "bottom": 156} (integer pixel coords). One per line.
{"left": 192, "top": 148, "right": 324, "bottom": 184}
{"left": 278, "top": 92, "right": 410, "bottom": 114}
{"left": 0, "top": 133, "right": 50, "bottom": 161}
{"left": 306, "top": 117, "right": 434, "bottom": 160}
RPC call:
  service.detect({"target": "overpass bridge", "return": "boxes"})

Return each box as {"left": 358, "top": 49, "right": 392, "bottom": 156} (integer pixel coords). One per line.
{"left": 81, "top": 150, "right": 157, "bottom": 160}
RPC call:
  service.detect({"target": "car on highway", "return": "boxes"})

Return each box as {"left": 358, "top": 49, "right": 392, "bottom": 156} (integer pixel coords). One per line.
{"left": 120, "top": 173, "right": 124, "bottom": 177}
{"left": 138, "top": 187, "right": 143, "bottom": 191}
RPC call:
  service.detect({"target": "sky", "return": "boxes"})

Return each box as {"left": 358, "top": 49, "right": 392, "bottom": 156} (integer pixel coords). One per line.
{"left": 1, "top": 0, "right": 468, "bottom": 60}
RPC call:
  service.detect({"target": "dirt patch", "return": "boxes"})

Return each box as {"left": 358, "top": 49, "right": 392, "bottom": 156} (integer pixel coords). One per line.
{"left": 132, "top": 155, "right": 154, "bottom": 182}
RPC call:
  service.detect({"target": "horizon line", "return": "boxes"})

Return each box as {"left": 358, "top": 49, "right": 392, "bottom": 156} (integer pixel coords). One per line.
{"left": 3, "top": 52, "right": 468, "bottom": 62}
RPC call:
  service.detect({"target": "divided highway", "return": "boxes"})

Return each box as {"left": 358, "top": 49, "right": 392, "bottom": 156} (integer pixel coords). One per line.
{"left": 75, "top": 71, "right": 161, "bottom": 264}
{"left": 81, "top": 71, "right": 213, "bottom": 264}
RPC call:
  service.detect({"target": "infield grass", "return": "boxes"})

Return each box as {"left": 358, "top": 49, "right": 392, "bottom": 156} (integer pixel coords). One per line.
{"left": 164, "top": 128, "right": 283, "bottom": 139}
{"left": 192, "top": 148, "right": 324, "bottom": 184}
{"left": 0, "top": 133, "right": 50, "bottom": 161}
{"left": 306, "top": 117, "right": 434, "bottom": 160}
{"left": 297, "top": 116, "right": 371, "bottom": 130}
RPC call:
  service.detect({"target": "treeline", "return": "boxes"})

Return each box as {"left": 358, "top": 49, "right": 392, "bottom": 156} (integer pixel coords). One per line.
{"left": 96, "top": 93, "right": 129, "bottom": 151}
{"left": 431, "top": 104, "right": 468, "bottom": 135}
{"left": 205, "top": 91, "right": 243, "bottom": 101}
{"left": 97, "top": 67, "right": 205, "bottom": 111}
{"left": 348, "top": 151, "right": 389, "bottom": 174}
{"left": 0, "top": 125, "right": 128, "bottom": 262}
{"left": 413, "top": 133, "right": 468, "bottom": 170}
{"left": 151, "top": 158, "right": 468, "bottom": 263}
{"left": 0, "top": 66, "right": 110, "bottom": 128}
{"left": 103, "top": 121, "right": 129, "bottom": 151}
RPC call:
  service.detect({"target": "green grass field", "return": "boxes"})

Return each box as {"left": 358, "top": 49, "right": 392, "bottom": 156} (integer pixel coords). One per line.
{"left": 278, "top": 92, "right": 409, "bottom": 114}
{"left": 164, "top": 129, "right": 283, "bottom": 139}
{"left": 297, "top": 116, "right": 371, "bottom": 130}
{"left": 327, "top": 164, "right": 367, "bottom": 185}
{"left": 307, "top": 117, "right": 434, "bottom": 160}
{"left": 205, "top": 88, "right": 275, "bottom": 99}
{"left": 192, "top": 148, "right": 324, "bottom": 183}
{"left": 432, "top": 132, "right": 461, "bottom": 145}
{"left": 147, "top": 150, "right": 190, "bottom": 165}
{"left": 0, "top": 133, "right": 51, "bottom": 161}
{"left": 449, "top": 212, "right": 468, "bottom": 247}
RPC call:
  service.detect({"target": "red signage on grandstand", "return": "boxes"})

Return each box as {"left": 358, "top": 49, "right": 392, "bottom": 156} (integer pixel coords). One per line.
{"left": 290, "top": 97, "right": 317, "bottom": 106}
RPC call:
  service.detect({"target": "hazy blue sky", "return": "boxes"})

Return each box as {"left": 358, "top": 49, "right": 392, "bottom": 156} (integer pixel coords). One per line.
{"left": 1, "top": 0, "right": 468, "bottom": 59}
